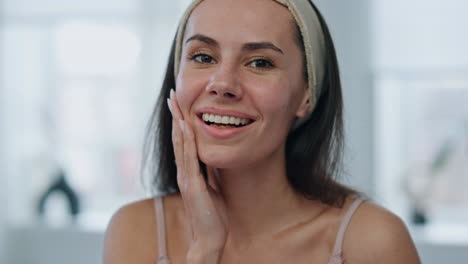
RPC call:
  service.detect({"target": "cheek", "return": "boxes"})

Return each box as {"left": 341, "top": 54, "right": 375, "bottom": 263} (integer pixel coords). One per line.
{"left": 175, "top": 70, "right": 206, "bottom": 117}
{"left": 249, "top": 78, "right": 297, "bottom": 117}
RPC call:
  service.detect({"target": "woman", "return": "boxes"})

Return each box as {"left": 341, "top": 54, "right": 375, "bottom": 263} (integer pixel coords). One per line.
{"left": 104, "top": 0, "right": 421, "bottom": 263}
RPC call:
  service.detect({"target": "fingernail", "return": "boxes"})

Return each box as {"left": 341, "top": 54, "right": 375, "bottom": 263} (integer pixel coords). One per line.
{"left": 167, "top": 98, "right": 173, "bottom": 113}
{"left": 179, "top": 120, "right": 185, "bottom": 132}
{"left": 170, "top": 89, "right": 175, "bottom": 100}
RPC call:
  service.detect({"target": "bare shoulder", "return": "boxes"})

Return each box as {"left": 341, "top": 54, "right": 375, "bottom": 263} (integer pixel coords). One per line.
{"left": 102, "top": 193, "right": 187, "bottom": 264}
{"left": 342, "top": 200, "right": 421, "bottom": 264}
{"left": 103, "top": 197, "right": 158, "bottom": 264}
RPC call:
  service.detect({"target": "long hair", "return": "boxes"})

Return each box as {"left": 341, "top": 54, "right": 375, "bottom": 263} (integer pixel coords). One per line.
{"left": 142, "top": 0, "right": 357, "bottom": 207}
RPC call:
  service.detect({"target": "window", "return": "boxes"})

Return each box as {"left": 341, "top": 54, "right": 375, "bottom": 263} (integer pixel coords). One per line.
{"left": 2, "top": 0, "right": 189, "bottom": 229}
{"left": 373, "top": 2, "right": 468, "bottom": 247}
{"left": 375, "top": 71, "right": 468, "bottom": 226}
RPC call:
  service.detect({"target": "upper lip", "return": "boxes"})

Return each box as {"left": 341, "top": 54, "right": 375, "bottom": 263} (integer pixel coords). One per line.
{"left": 196, "top": 107, "right": 257, "bottom": 121}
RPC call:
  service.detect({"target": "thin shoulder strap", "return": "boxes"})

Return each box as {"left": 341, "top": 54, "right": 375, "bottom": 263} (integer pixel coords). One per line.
{"left": 331, "top": 197, "right": 365, "bottom": 256}
{"left": 154, "top": 197, "right": 170, "bottom": 264}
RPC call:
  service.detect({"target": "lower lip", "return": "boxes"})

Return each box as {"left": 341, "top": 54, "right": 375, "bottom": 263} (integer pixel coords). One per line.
{"left": 197, "top": 116, "right": 254, "bottom": 139}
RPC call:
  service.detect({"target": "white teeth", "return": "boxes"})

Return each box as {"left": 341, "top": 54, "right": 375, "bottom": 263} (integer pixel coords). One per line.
{"left": 229, "top": 116, "right": 236, "bottom": 125}
{"left": 201, "top": 113, "right": 252, "bottom": 126}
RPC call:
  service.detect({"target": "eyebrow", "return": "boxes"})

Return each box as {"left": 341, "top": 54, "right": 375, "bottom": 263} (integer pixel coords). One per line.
{"left": 242, "top": 42, "right": 283, "bottom": 54}
{"left": 185, "top": 34, "right": 284, "bottom": 54}
{"left": 186, "top": 34, "right": 218, "bottom": 47}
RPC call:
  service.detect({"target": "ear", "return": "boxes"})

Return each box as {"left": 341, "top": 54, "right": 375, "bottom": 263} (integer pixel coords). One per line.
{"left": 295, "top": 88, "right": 312, "bottom": 118}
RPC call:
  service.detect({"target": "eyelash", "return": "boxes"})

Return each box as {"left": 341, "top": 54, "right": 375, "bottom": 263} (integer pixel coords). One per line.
{"left": 248, "top": 56, "right": 274, "bottom": 70}
{"left": 189, "top": 51, "right": 215, "bottom": 64}
{"left": 188, "top": 52, "right": 275, "bottom": 70}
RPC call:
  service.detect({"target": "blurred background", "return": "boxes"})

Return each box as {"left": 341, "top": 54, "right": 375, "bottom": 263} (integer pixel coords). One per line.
{"left": 0, "top": 0, "right": 467, "bottom": 263}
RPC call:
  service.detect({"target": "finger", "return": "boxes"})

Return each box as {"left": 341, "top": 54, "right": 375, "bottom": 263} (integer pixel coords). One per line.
{"left": 181, "top": 121, "right": 203, "bottom": 191}
{"left": 181, "top": 121, "right": 221, "bottom": 230}
{"left": 168, "top": 97, "right": 199, "bottom": 237}
{"left": 172, "top": 113, "right": 184, "bottom": 176}
{"left": 175, "top": 120, "right": 200, "bottom": 238}
{"left": 171, "top": 114, "right": 195, "bottom": 232}
{"left": 169, "top": 97, "right": 185, "bottom": 189}
{"left": 170, "top": 89, "right": 184, "bottom": 121}
{"left": 166, "top": 97, "right": 173, "bottom": 115}
{"left": 204, "top": 168, "right": 228, "bottom": 227}
{"left": 169, "top": 91, "right": 186, "bottom": 179}
{"left": 179, "top": 121, "right": 204, "bottom": 195}
{"left": 171, "top": 95, "right": 222, "bottom": 236}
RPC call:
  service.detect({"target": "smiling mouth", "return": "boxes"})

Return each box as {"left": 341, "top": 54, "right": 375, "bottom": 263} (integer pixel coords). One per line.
{"left": 200, "top": 113, "right": 254, "bottom": 128}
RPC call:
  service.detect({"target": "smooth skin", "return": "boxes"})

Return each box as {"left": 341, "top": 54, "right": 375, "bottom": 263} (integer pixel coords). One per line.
{"left": 103, "top": 0, "right": 421, "bottom": 263}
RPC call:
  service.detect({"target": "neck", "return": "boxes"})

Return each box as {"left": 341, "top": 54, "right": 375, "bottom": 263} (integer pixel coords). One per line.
{"left": 206, "top": 147, "right": 315, "bottom": 248}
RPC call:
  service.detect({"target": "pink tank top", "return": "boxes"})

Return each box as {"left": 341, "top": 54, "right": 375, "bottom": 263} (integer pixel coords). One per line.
{"left": 153, "top": 197, "right": 364, "bottom": 264}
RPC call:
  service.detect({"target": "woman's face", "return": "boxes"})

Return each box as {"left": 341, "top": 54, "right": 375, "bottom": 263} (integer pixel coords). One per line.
{"left": 176, "top": 0, "right": 310, "bottom": 169}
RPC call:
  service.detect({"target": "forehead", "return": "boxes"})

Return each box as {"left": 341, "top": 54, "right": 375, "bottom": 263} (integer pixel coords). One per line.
{"left": 184, "top": 0, "right": 296, "bottom": 46}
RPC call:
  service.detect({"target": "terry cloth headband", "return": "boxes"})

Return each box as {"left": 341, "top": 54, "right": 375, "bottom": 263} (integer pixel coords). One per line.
{"left": 173, "top": 0, "right": 326, "bottom": 127}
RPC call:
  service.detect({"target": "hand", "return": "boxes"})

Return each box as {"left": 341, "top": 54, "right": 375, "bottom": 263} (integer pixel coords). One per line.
{"left": 168, "top": 89, "right": 228, "bottom": 263}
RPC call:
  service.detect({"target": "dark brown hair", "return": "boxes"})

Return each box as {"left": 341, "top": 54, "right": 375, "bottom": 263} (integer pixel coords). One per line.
{"left": 142, "top": 0, "right": 357, "bottom": 207}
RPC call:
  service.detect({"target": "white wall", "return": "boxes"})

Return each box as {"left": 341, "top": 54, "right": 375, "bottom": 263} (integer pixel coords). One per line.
{"left": 3, "top": 0, "right": 138, "bottom": 17}
{"left": 315, "top": 0, "right": 375, "bottom": 196}
{"left": 373, "top": 0, "right": 468, "bottom": 70}
{"left": 0, "top": 0, "right": 8, "bottom": 261}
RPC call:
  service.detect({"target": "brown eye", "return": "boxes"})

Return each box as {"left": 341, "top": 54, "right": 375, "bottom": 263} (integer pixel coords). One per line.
{"left": 193, "top": 54, "right": 215, "bottom": 64}
{"left": 248, "top": 59, "right": 273, "bottom": 69}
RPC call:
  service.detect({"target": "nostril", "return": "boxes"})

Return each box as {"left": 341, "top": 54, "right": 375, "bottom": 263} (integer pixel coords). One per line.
{"left": 224, "top": 92, "right": 236, "bottom": 98}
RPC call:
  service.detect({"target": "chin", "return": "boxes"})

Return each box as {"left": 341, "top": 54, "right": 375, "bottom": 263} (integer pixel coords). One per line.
{"left": 198, "top": 145, "right": 254, "bottom": 169}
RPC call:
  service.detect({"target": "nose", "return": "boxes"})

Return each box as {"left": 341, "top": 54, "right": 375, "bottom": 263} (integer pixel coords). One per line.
{"left": 206, "top": 64, "right": 243, "bottom": 101}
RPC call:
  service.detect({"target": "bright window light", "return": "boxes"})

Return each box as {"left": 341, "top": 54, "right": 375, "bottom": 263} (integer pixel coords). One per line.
{"left": 55, "top": 22, "right": 141, "bottom": 76}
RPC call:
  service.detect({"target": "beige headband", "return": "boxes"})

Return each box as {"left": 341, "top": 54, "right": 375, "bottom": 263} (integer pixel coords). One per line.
{"left": 173, "top": 0, "right": 326, "bottom": 127}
